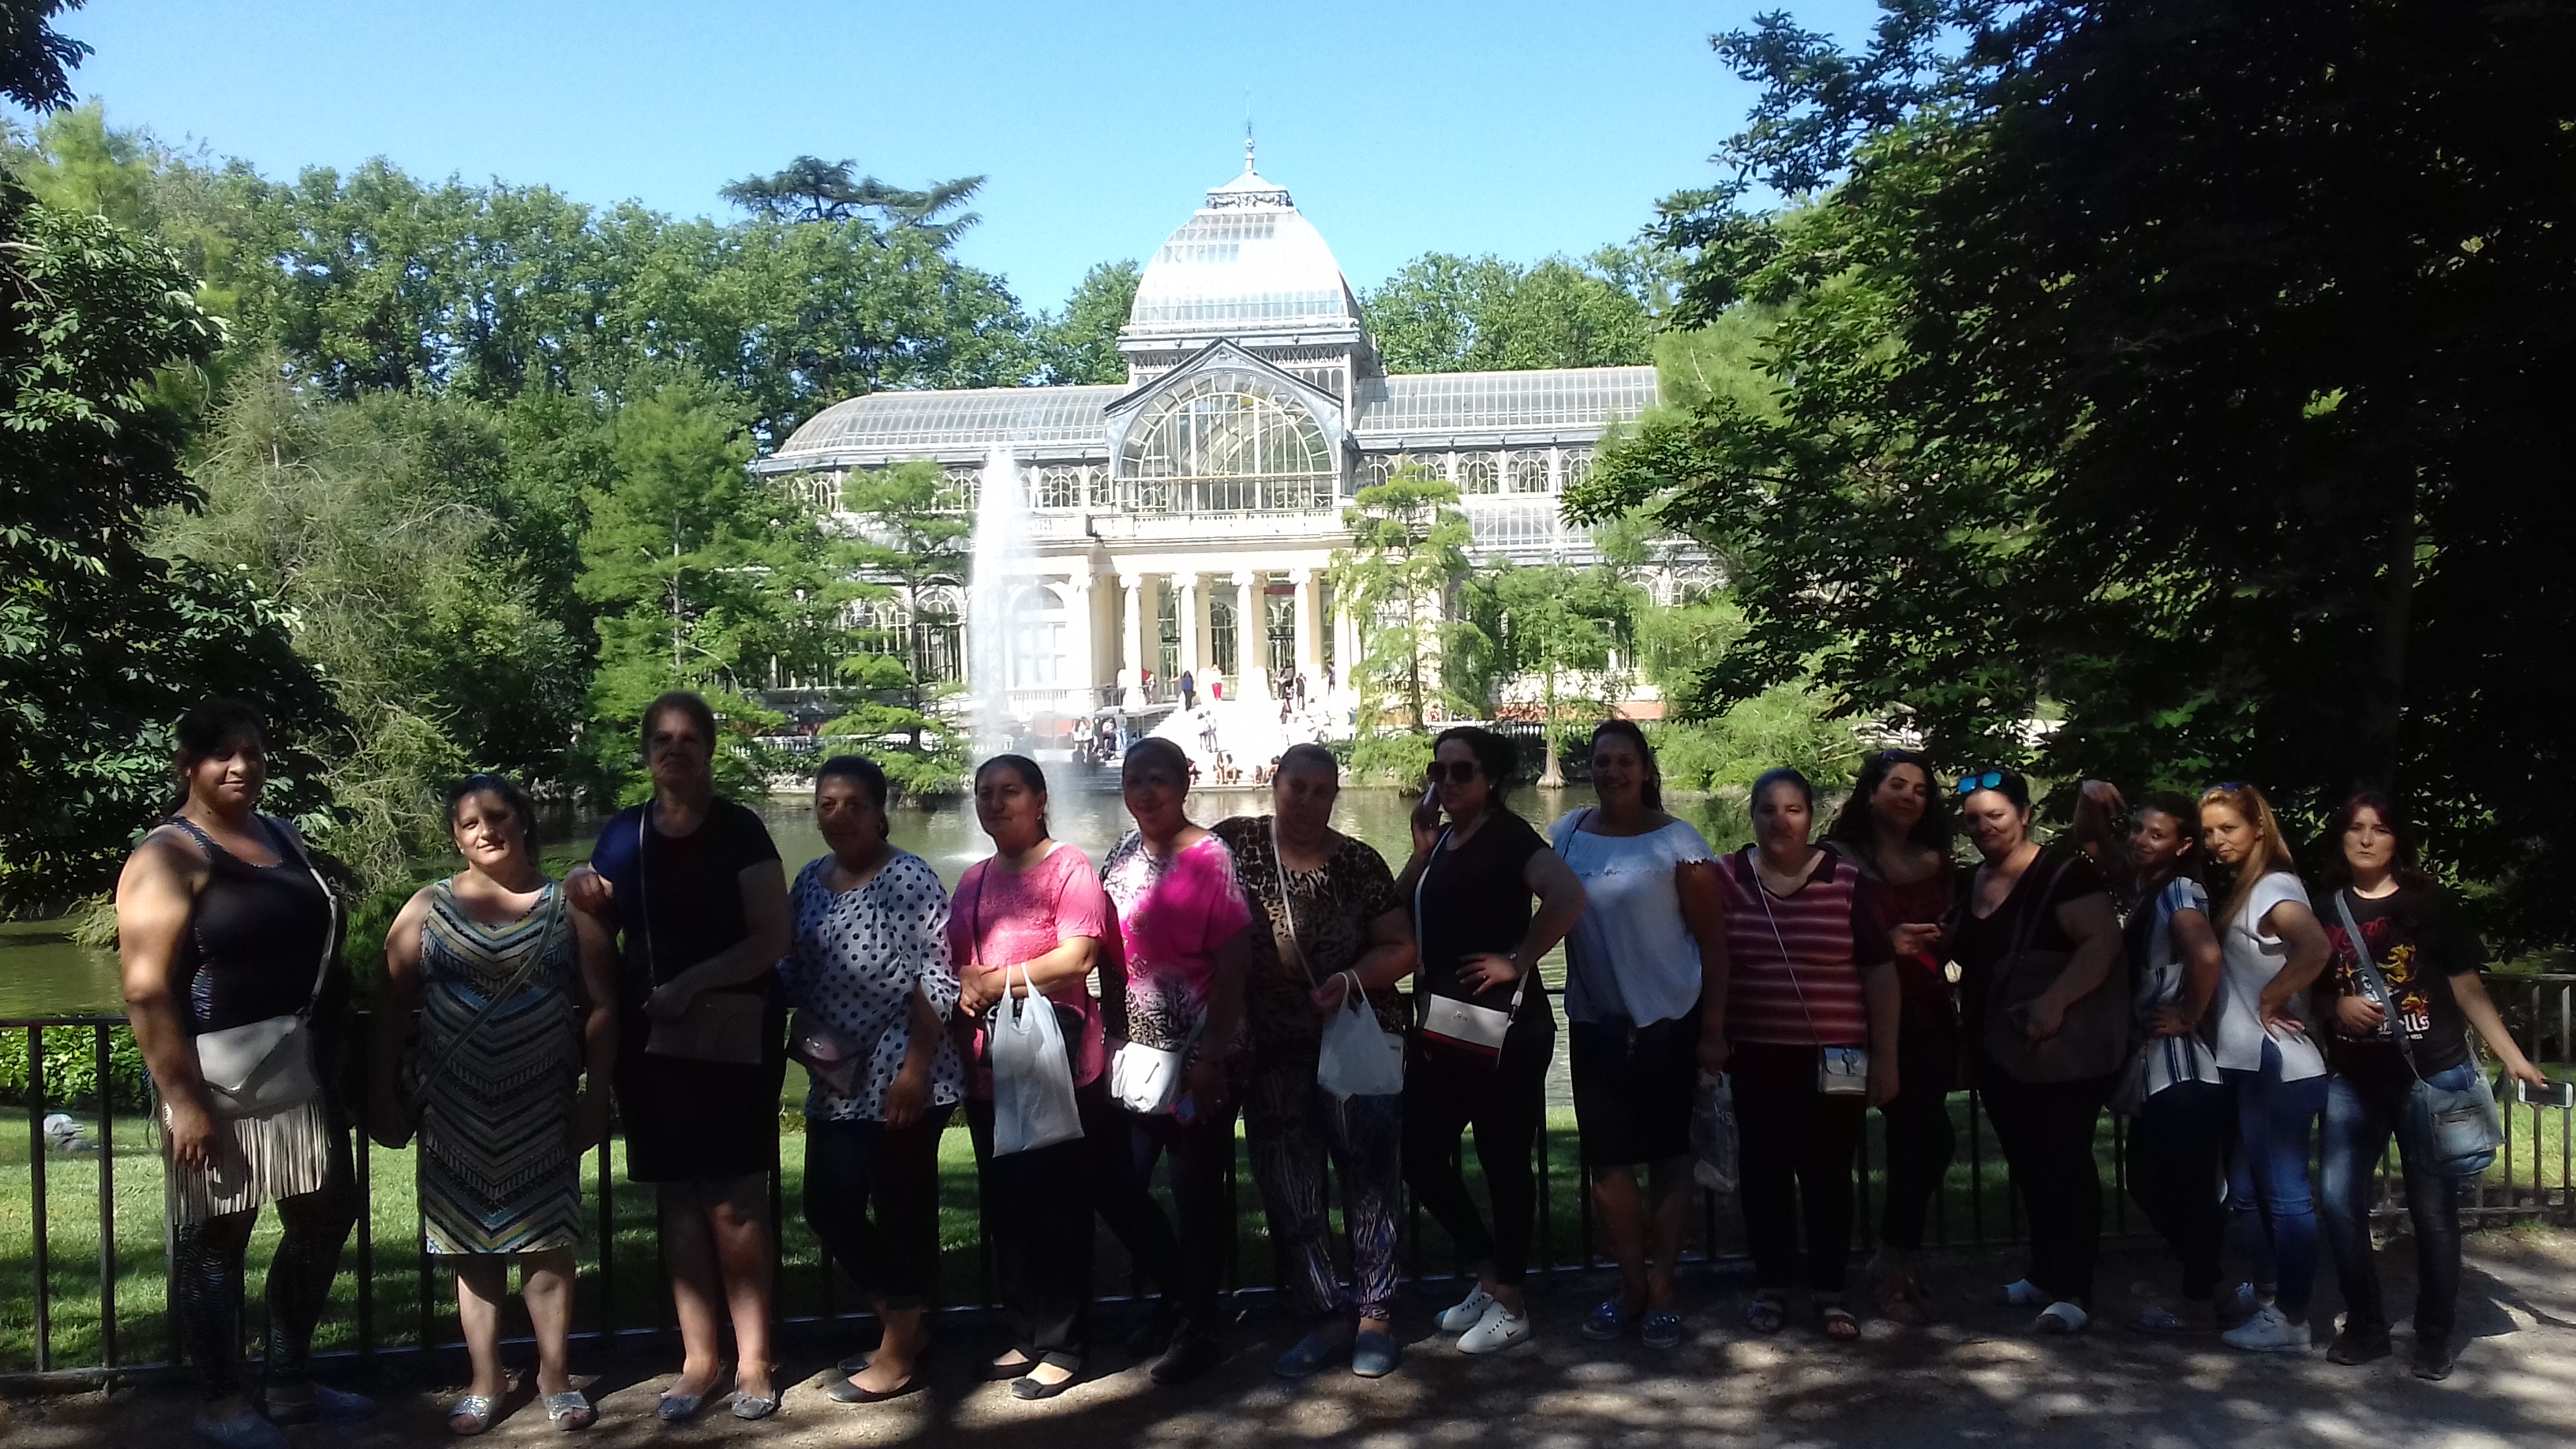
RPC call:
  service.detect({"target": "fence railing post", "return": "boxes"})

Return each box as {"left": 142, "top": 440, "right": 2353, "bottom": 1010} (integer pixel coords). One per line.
{"left": 94, "top": 1024, "right": 117, "bottom": 1370}
{"left": 28, "top": 1025, "right": 51, "bottom": 1374}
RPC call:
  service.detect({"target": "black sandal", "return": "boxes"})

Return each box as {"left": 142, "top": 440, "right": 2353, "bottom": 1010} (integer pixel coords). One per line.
{"left": 1746, "top": 1293, "right": 1788, "bottom": 1335}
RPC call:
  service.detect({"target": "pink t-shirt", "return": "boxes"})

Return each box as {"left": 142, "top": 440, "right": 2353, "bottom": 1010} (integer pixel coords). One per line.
{"left": 1099, "top": 832, "right": 1254, "bottom": 1054}
{"left": 949, "top": 844, "right": 1112, "bottom": 1093}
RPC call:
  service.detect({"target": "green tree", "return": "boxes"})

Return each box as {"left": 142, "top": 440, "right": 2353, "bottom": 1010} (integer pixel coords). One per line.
{"left": 1581, "top": 0, "right": 2576, "bottom": 943}
{"left": 1467, "top": 562, "right": 1639, "bottom": 786}
{"left": 153, "top": 369, "right": 583, "bottom": 891}
{"left": 1330, "top": 466, "right": 1474, "bottom": 735}
{"left": 0, "top": 189, "right": 339, "bottom": 908}
{"left": 575, "top": 376, "right": 858, "bottom": 799}
{"left": 828, "top": 460, "right": 970, "bottom": 797}
{"left": 1032, "top": 259, "right": 1140, "bottom": 384}
{"left": 720, "top": 157, "right": 984, "bottom": 243}
{"left": 1362, "top": 249, "right": 1661, "bottom": 373}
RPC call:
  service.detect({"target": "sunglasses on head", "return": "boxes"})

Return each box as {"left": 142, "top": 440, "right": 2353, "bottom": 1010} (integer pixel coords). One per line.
{"left": 2217, "top": 781, "right": 2249, "bottom": 792}
{"left": 1953, "top": 769, "right": 2007, "bottom": 796}
{"left": 1428, "top": 760, "right": 1483, "bottom": 785}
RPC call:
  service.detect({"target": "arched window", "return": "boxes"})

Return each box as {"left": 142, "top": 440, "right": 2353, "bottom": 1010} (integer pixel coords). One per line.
{"left": 1118, "top": 371, "right": 1335, "bottom": 514}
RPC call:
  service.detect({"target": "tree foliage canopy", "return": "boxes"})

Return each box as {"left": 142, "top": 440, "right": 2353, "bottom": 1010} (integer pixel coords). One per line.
{"left": 1578, "top": 0, "right": 2576, "bottom": 945}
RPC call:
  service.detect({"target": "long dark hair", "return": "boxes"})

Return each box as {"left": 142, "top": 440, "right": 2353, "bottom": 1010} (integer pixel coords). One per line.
{"left": 2318, "top": 790, "right": 2431, "bottom": 892}
{"left": 1432, "top": 725, "right": 1518, "bottom": 815}
{"left": 1587, "top": 719, "right": 1662, "bottom": 811}
{"left": 1823, "top": 748, "right": 1949, "bottom": 871}
{"left": 170, "top": 697, "right": 268, "bottom": 813}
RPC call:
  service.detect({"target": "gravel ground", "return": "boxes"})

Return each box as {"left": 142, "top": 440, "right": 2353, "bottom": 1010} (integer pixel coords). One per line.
{"left": 10, "top": 1229, "right": 2575, "bottom": 1449}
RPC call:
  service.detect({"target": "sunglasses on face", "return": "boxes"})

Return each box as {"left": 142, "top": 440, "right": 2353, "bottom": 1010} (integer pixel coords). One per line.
{"left": 1428, "top": 761, "right": 1483, "bottom": 785}
{"left": 1954, "top": 770, "right": 2006, "bottom": 796}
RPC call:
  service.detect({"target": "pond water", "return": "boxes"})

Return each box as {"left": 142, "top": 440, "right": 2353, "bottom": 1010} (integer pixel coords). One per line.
{"left": 0, "top": 781, "right": 1754, "bottom": 1019}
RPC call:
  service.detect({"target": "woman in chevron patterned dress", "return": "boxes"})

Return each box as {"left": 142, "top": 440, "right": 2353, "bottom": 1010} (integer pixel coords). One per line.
{"left": 373, "top": 774, "right": 618, "bottom": 1435}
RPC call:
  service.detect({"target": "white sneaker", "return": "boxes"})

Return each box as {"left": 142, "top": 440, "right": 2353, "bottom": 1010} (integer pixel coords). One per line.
{"left": 2222, "top": 1304, "right": 2308, "bottom": 1352}
{"left": 1436, "top": 1286, "right": 1496, "bottom": 1334}
{"left": 1998, "top": 1278, "right": 2046, "bottom": 1307}
{"left": 1457, "top": 1299, "right": 1532, "bottom": 1354}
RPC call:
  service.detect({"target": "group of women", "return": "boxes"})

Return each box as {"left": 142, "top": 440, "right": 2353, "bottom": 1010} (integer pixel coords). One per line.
{"left": 120, "top": 691, "right": 2554, "bottom": 1447}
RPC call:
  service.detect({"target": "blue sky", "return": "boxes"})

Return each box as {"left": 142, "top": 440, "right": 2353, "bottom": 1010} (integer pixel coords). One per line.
{"left": 49, "top": 1, "right": 1885, "bottom": 312}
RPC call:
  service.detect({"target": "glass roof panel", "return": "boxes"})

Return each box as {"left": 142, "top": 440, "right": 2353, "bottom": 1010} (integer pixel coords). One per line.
{"left": 1126, "top": 202, "right": 1358, "bottom": 331}
{"left": 1351, "top": 367, "right": 1660, "bottom": 438}
{"left": 769, "top": 385, "right": 1121, "bottom": 459}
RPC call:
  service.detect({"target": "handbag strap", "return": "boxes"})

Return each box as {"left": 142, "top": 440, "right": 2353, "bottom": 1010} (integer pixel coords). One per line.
{"left": 635, "top": 807, "right": 657, "bottom": 984}
{"left": 1749, "top": 848, "right": 1835, "bottom": 1043}
{"left": 413, "top": 883, "right": 564, "bottom": 1098}
{"left": 2332, "top": 889, "right": 2424, "bottom": 1084}
{"left": 164, "top": 813, "right": 339, "bottom": 1019}
{"left": 2001, "top": 850, "right": 2074, "bottom": 964}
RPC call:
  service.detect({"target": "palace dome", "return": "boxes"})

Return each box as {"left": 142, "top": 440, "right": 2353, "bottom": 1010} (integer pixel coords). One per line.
{"left": 1122, "top": 163, "right": 1364, "bottom": 338}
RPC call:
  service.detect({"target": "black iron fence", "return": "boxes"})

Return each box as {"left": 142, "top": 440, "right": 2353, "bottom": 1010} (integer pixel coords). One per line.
{"left": 6, "top": 976, "right": 2570, "bottom": 1389}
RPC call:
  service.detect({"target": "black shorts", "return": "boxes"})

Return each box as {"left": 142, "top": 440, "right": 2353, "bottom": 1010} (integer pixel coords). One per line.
{"left": 1570, "top": 1009, "right": 1702, "bottom": 1167}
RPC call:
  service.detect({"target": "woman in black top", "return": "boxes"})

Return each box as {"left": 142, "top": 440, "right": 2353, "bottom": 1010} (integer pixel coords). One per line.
{"left": 567, "top": 691, "right": 791, "bottom": 1421}
{"left": 1396, "top": 727, "right": 1586, "bottom": 1354}
{"left": 2314, "top": 792, "right": 2545, "bottom": 1380}
{"left": 118, "top": 699, "right": 369, "bottom": 1449}
{"left": 1946, "top": 769, "right": 2125, "bottom": 1335}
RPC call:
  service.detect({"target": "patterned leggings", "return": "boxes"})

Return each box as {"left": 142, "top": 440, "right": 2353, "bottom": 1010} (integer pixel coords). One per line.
{"left": 171, "top": 1134, "right": 358, "bottom": 1400}
{"left": 1244, "top": 1054, "right": 1404, "bottom": 1323}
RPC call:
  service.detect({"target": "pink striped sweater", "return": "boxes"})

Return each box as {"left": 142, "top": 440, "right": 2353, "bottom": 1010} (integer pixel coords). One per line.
{"left": 1718, "top": 847, "right": 1892, "bottom": 1046}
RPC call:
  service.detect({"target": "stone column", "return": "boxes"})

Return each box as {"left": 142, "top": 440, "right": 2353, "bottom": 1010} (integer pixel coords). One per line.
{"left": 1177, "top": 574, "right": 1201, "bottom": 687}
{"left": 1234, "top": 570, "right": 1271, "bottom": 700}
{"left": 1333, "top": 589, "right": 1360, "bottom": 698}
{"left": 1192, "top": 573, "right": 1215, "bottom": 676}
{"left": 1119, "top": 572, "right": 1146, "bottom": 712}
{"left": 1064, "top": 571, "right": 1095, "bottom": 712}
{"left": 1290, "top": 568, "right": 1319, "bottom": 683}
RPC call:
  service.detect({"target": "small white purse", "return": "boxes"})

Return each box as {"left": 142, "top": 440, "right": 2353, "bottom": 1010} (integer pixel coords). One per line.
{"left": 1110, "top": 1036, "right": 1193, "bottom": 1115}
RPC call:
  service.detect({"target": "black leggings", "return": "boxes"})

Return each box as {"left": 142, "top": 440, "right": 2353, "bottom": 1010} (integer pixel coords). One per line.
{"left": 803, "top": 1107, "right": 954, "bottom": 1311}
{"left": 1732, "top": 1042, "right": 1867, "bottom": 1295}
{"left": 1878, "top": 1018, "right": 1958, "bottom": 1252}
{"left": 1402, "top": 1032, "right": 1552, "bottom": 1287}
{"left": 1979, "top": 1059, "right": 2114, "bottom": 1307}
{"left": 172, "top": 1133, "right": 359, "bottom": 1400}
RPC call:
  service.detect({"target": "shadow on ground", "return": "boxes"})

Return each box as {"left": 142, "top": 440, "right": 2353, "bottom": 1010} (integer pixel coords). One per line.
{"left": 9, "top": 1231, "right": 2575, "bottom": 1448}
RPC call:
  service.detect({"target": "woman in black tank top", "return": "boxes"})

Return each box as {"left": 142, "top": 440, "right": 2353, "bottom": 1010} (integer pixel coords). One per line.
{"left": 118, "top": 699, "right": 369, "bottom": 1445}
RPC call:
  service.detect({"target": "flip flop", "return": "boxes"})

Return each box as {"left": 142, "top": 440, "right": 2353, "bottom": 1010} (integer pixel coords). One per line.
{"left": 1745, "top": 1293, "right": 1788, "bottom": 1335}
{"left": 1819, "top": 1305, "right": 1862, "bottom": 1343}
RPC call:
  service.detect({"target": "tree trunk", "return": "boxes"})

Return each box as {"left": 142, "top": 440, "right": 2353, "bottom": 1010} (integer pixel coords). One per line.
{"left": 2357, "top": 484, "right": 2414, "bottom": 795}
{"left": 1537, "top": 666, "right": 1564, "bottom": 788}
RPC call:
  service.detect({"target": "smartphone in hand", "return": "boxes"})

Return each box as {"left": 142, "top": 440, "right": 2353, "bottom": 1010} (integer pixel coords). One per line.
{"left": 2513, "top": 1077, "right": 2574, "bottom": 1109}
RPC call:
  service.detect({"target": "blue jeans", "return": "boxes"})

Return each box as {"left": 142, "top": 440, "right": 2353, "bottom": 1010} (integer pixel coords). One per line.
{"left": 2224, "top": 1040, "right": 2327, "bottom": 1318}
{"left": 2320, "top": 1066, "right": 2467, "bottom": 1342}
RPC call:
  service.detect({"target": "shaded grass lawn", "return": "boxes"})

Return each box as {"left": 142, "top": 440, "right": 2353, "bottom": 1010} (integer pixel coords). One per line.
{"left": 4, "top": 1086, "right": 2570, "bottom": 1375}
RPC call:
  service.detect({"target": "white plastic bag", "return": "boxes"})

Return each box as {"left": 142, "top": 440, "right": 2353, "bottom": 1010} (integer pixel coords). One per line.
{"left": 1110, "top": 1039, "right": 1189, "bottom": 1115}
{"left": 1316, "top": 973, "right": 1406, "bottom": 1099}
{"left": 1690, "top": 1070, "right": 1739, "bottom": 1193}
{"left": 990, "top": 964, "right": 1083, "bottom": 1155}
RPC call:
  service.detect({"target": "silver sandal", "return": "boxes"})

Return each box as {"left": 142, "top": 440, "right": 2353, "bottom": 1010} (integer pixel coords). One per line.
{"left": 447, "top": 1395, "right": 500, "bottom": 1437}
{"left": 543, "top": 1391, "right": 595, "bottom": 1431}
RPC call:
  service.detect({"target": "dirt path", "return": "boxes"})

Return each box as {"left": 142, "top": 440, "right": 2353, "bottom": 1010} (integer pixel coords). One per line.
{"left": 11, "top": 1231, "right": 2575, "bottom": 1448}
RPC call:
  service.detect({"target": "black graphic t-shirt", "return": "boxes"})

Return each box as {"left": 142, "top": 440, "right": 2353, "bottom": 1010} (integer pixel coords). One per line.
{"left": 2316, "top": 882, "right": 2485, "bottom": 1082}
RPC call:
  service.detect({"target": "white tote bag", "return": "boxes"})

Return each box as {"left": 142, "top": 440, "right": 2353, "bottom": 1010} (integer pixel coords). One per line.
{"left": 1317, "top": 972, "right": 1406, "bottom": 1099}
{"left": 1270, "top": 816, "right": 1403, "bottom": 1099}
{"left": 989, "top": 964, "right": 1083, "bottom": 1155}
